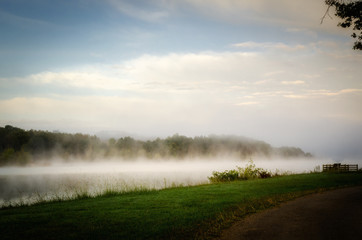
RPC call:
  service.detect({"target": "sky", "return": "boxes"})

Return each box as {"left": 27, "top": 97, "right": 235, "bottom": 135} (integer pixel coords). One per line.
{"left": 0, "top": 0, "right": 361, "bottom": 160}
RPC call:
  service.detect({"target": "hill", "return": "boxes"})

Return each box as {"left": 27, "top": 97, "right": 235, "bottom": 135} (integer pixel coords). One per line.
{"left": 0, "top": 125, "right": 312, "bottom": 166}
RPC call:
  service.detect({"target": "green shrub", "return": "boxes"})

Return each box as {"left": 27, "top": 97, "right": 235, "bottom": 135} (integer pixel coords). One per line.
{"left": 208, "top": 160, "right": 272, "bottom": 183}
{"left": 208, "top": 169, "right": 239, "bottom": 182}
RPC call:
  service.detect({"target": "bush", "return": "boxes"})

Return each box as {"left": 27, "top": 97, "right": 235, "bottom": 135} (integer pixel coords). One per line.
{"left": 208, "top": 169, "right": 240, "bottom": 182}
{"left": 208, "top": 161, "right": 272, "bottom": 183}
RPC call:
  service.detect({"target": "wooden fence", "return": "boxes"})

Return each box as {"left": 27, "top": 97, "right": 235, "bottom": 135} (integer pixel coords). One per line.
{"left": 322, "top": 164, "right": 358, "bottom": 172}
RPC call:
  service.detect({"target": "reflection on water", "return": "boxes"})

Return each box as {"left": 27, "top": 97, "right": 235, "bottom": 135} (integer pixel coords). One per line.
{"left": 0, "top": 158, "right": 332, "bottom": 207}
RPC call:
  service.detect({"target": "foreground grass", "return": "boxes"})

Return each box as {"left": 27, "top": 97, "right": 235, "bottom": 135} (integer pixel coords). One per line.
{"left": 1, "top": 172, "right": 362, "bottom": 240}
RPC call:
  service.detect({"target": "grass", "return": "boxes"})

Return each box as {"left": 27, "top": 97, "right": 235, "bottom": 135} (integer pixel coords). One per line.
{"left": 1, "top": 172, "right": 362, "bottom": 240}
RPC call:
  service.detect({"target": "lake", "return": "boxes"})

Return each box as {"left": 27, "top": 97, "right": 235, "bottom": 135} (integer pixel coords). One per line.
{"left": 0, "top": 158, "right": 333, "bottom": 207}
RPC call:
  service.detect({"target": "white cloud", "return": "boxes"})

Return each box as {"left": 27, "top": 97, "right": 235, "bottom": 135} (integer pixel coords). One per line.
{"left": 281, "top": 80, "right": 305, "bottom": 85}
{"left": 113, "top": 51, "right": 260, "bottom": 94}
{"left": 232, "top": 42, "right": 265, "bottom": 48}
{"left": 264, "top": 70, "right": 285, "bottom": 77}
{"left": 235, "top": 101, "right": 259, "bottom": 106}
{"left": 309, "top": 89, "right": 362, "bottom": 96}
{"left": 232, "top": 41, "right": 306, "bottom": 51}
{"left": 283, "top": 94, "right": 309, "bottom": 99}
{"left": 5, "top": 44, "right": 361, "bottom": 107}
{"left": 283, "top": 88, "right": 362, "bottom": 100}
{"left": 28, "top": 71, "right": 122, "bottom": 90}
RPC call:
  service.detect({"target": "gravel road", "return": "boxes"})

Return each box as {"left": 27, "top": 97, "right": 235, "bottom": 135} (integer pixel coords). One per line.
{"left": 218, "top": 186, "right": 362, "bottom": 240}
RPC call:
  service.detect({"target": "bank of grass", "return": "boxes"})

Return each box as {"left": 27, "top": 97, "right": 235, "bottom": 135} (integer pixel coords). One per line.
{"left": 1, "top": 172, "right": 362, "bottom": 240}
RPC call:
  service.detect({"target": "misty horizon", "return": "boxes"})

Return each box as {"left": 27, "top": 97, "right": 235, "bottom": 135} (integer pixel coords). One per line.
{"left": 3, "top": 124, "right": 359, "bottom": 161}
{"left": 0, "top": 125, "right": 315, "bottom": 167}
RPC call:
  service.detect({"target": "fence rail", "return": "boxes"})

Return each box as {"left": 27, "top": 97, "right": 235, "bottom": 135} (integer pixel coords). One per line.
{"left": 323, "top": 164, "right": 358, "bottom": 172}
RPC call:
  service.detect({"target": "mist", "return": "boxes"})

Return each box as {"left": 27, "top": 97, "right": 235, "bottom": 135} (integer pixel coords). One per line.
{"left": 0, "top": 157, "right": 340, "bottom": 208}
{"left": 1, "top": 125, "right": 361, "bottom": 208}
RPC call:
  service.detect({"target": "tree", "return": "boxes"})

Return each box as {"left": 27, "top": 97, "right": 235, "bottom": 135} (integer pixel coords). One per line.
{"left": 323, "top": 0, "right": 362, "bottom": 50}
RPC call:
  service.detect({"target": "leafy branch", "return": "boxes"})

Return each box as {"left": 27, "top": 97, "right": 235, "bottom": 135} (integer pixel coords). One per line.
{"left": 323, "top": 0, "right": 362, "bottom": 50}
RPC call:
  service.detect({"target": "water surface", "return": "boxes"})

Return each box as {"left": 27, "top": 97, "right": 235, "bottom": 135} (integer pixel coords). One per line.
{"left": 0, "top": 158, "right": 332, "bottom": 207}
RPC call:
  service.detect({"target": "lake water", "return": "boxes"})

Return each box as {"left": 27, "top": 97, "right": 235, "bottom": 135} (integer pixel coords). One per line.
{"left": 0, "top": 158, "right": 336, "bottom": 207}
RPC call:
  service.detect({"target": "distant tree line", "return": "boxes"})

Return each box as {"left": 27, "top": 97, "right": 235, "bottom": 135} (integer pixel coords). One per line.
{"left": 0, "top": 125, "right": 101, "bottom": 165}
{"left": 0, "top": 125, "right": 312, "bottom": 166}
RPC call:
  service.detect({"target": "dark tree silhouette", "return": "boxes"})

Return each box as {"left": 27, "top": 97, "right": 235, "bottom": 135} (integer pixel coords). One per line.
{"left": 0, "top": 125, "right": 313, "bottom": 165}
{"left": 323, "top": 0, "right": 362, "bottom": 50}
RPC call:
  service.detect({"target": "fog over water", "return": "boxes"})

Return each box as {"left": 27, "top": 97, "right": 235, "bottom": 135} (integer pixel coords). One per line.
{"left": 0, "top": 157, "right": 348, "bottom": 208}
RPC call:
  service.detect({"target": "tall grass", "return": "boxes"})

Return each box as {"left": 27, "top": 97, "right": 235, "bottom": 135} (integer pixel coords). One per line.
{"left": 0, "top": 177, "right": 192, "bottom": 208}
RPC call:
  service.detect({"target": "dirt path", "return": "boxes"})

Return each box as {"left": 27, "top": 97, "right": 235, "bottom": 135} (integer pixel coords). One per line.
{"left": 218, "top": 186, "right": 362, "bottom": 240}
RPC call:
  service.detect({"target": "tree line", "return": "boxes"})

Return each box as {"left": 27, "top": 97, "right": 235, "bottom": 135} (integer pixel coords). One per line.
{"left": 0, "top": 125, "right": 312, "bottom": 166}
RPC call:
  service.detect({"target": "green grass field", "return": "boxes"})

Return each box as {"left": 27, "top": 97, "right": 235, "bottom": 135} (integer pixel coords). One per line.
{"left": 1, "top": 172, "right": 362, "bottom": 240}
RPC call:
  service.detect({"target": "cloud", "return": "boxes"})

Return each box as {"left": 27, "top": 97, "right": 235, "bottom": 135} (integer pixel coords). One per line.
{"left": 283, "top": 94, "right": 309, "bottom": 99}
{"left": 28, "top": 70, "right": 126, "bottom": 91}
{"left": 285, "top": 27, "right": 317, "bottom": 37}
{"left": 281, "top": 80, "right": 305, "bottom": 85}
{"left": 182, "top": 0, "right": 343, "bottom": 34}
{"left": 232, "top": 41, "right": 306, "bottom": 51}
{"left": 283, "top": 88, "right": 362, "bottom": 100}
{"left": 1, "top": 42, "right": 362, "bottom": 145}
{"left": 104, "top": 0, "right": 342, "bottom": 36}
{"left": 235, "top": 101, "right": 259, "bottom": 106}
{"left": 3, "top": 51, "right": 266, "bottom": 99}
{"left": 3, "top": 43, "right": 361, "bottom": 104}
{"left": 264, "top": 70, "right": 285, "bottom": 77}
{"left": 232, "top": 42, "right": 265, "bottom": 48}
{"left": 107, "top": 0, "right": 170, "bottom": 22}
{"left": 309, "top": 89, "right": 362, "bottom": 97}
{"left": 112, "top": 51, "right": 260, "bottom": 94}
